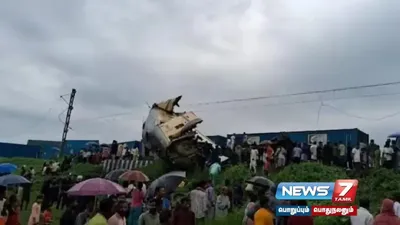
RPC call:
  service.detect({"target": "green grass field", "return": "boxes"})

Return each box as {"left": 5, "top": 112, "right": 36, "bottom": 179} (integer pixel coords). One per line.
{"left": 0, "top": 157, "right": 59, "bottom": 224}
{"left": 0, "top": 157, "right": 103, "bottom": 225}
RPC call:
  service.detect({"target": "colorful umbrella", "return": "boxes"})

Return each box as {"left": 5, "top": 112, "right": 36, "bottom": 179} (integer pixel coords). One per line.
{"left": 67, "top": 178, "right": 126, "bottom": 196}
{"left": 119, "top": 170, "right": 149, "bottom": 182}
{"left": 105, "top": 169, "right": 127, "bottom": 181}
{"left": 0, "top": 163, "right": 17, "bottom": 174}
{"left": 0, "top": 174, "right": 30, "bottom": 186}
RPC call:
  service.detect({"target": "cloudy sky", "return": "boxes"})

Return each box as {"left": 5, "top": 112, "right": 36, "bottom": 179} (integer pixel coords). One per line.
{"left": 1, "top": 0, "right": 400, "bottom": 145}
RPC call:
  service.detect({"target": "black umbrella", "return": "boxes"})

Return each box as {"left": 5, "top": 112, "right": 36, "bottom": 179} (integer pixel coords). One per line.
{"left": 146, "top": 171, "right": 186, "bottom": 198}
{"left": 245, "top": 176, "right": 275, "bottom": 188}
{"left": 105, "top": 169, "right": 127, "bottom": 181}
{"left": 0, "top": 174, "right": 31, "bottom": 186}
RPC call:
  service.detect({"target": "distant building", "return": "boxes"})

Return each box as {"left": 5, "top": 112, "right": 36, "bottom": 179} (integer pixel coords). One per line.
{"left": 27, "top": 139, "right": 100, "bottom": 158}
{"left": 0, "top": 142, "right": 41, "bottom": 158}
{"left": 227, "top": 128, "right": 368, "bottom": 147}
{"left": 207, "top": 135, "right": 227, "bottom": 147}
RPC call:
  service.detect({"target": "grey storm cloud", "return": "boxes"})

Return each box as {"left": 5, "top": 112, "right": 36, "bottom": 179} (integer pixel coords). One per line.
{"left": 0, "top": 0, "right": 400, "bottom": 145}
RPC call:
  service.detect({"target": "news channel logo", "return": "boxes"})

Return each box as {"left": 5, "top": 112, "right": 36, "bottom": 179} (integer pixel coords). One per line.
{"left": 275, "top": 182, "right": 334, "bottom": 200}
{"left": 275, "top": 180, "right": 358, "bottom": 203}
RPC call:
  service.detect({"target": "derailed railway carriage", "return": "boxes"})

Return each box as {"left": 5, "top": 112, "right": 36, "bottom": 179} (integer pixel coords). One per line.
{"left": 142, "top": 96, "right": 218, "bottom": 169}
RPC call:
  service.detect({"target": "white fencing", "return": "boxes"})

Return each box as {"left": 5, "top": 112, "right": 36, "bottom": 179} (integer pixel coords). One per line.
{"left": 102, "top": 159, "right": 154, "bottom": 173}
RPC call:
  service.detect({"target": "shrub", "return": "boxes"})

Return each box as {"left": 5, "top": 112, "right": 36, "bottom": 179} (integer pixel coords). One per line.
{"left": 221, "top": 164, "right": 251, "bottom": 184}
{"left": 69, "top": 163, "right": 104, "bottom": 178}
{"left": 358, "top": 168, "right": 400, "bottom": 214}
{"left": 140, "top": 160, "right": 170, "bottom": 179}
{"left": 271, "top": 162, "right": 348, "bottom": 183}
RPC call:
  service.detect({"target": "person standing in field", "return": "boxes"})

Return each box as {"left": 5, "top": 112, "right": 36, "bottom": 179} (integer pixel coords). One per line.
{"left": 28, "top": 195, "right": 43, "bottom": 225}
{"left": 215, "top": 187, "right": 230, "bottom": 218}
{"left": 310, "top": 142, "right": 318, "bottom": 162}
{"left": 250, "top": 145, "right": 258, "bottom": 174}
{"left": 138, "top": 201, "right": 160, "bottom": 225}
{"left": 381, "top": 141, "right": 394, "bottom": 169}
{"left": 338, "top": 141, "right": 347, "bottom": 168}
{"left": 205, "top": 180, "right": 216, "bottom": 219}
{"left": 209, "top": 161, "right": 221, "bottom": 186}
{"left": 254, "top": 197, "right": 274, "bottom": 225}
{"left": 189, "top": 181, "right": 208, "bottom": 224}
{"left": 292, "top": 144, "right": 302, "bottom": 164}
{"left": 352, "top": 144, "right": 362, "bottom": 173}
{"left": 276, "top": 146, "right": 286, "bottom": 169}
{"left": 264, "top": 144, "right": 274, "bottom": 176}
{"left": 128, "top": 182, "right": 144, "bottom": 225}
{"left": 350, "top": 198, "right": 373, "bottom": 225}
{"left": 108, "top": 201, "right": 128, "bottom": 225}
{"left": 87, "top": 199, "right": 114, "bottom": 225}
{"left": 172, "top": 198, "right": 195, "bottom": 225}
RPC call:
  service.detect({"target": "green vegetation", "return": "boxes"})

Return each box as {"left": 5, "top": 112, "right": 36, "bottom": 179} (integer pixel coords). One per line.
{"left": 2, "top": 157, "right": 399, "bottom": 225}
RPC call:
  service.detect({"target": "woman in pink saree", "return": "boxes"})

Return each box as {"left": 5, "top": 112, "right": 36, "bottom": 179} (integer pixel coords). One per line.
{"left": 28, "top": 195, "right": 42, "bottom": 225}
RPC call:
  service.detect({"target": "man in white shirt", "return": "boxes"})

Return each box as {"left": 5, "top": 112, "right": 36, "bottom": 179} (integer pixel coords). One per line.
{"left": 132, "top": 148, "right": 140, "bottom": 161}
{"left": 393, "top": 193, "right": 400, "bottom": 217}
{"left": 83, "top": 150, "right": 91, "bottom": 163}
{"left": 352, "top": 144, "right": 361, "bottom": 172}
{"left": 226, "top": 139, "right": 231, "bottom": 149}
{"left": 30, "top": 167, "right": 36, "bottom": 177}
{"left": 382, "top": 142, "right": 394, "bottom": 169}
{"left": 350, "top": 198, "right": 373, "bottom": 225}
{"left": 310, "top": 142, "right": 318, "bottom": 161}
{"left": 122, "top": 145, "right": 127, "bottom": 158}
{"left": 338, "top": 141, "right": 347, "bottom": 167}
{"left": 277, "top": 146, "right": 287, "bottom": 168}
{"left": 190, "top": 182, "right": 208, "bottom": 222}
{"left": 230, "top": 135, "right": 235, "bottom": 150}
{"left": 249, "top": 146, "right": 258, "bottom": 174}
{"left": 292, "top": 144, "right": 302, "bottom": 163}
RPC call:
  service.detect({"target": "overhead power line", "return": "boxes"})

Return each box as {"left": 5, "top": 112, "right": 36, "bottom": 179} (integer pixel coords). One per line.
{"left": 322, "top": 103, "right": 400, "bottom": 121}
{"left": 186, "top": 81, "right": 400, "bottom": 106}
{"left": 193, "top": 91, "right": 400, "bottom": 113}
{"left": 68, "top": 91, "right": 400, "bottom": 124}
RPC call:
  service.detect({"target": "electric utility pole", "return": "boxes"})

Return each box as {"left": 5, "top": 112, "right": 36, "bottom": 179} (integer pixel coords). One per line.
{"left": 60, "top": 89, "right": 76, "bottom": 156}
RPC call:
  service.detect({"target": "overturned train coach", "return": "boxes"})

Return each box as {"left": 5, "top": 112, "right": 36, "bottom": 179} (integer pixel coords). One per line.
{"left": 142, "top": 96, "right": 220, "bottom": 169}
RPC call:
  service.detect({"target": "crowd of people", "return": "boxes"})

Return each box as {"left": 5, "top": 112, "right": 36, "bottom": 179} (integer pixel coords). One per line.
{"left": 75, "top": 140, "right": 142, "bottom": 165}
{"left": 223, "top": 133, "right": 400, "bottom": 175}
{"left": 3, "top": 174, "right": 400, "bottom": 225}
{"left": 0, "top": 134, "right": 400, "bottom": 225}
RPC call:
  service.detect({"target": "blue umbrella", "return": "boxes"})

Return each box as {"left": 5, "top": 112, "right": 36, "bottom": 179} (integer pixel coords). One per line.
{"left": 0, "top": 163, "right": 17, "bottom": 174}
{"left": 388, "top": 132, "right": 400, "bottom": 138}
{"left": 0, "top": 174, "right": 30, "bottom": 186}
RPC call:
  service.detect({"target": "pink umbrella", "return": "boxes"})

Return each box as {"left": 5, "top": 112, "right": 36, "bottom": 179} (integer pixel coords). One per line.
{"left": 67, "top": 178, "right": 126, "bottom": 196}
